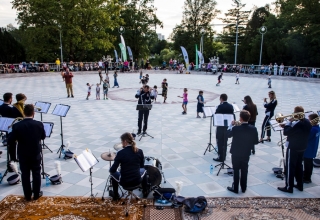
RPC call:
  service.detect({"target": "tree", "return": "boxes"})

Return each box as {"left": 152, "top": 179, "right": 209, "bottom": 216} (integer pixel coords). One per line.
{"left": 170, "top": 0, "right": 220, "bottom": 62}
{"left": 218, "top": 0, "right": 251, "bottom": 63}
{"left": 0, "top": 28, "right": 26, "bottom": 63}
{"left": 12, "top": 0, "right": 122, "bottom": 61}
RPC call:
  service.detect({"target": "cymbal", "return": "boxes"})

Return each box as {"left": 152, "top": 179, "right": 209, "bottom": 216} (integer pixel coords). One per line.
{"left": 101, "top": 152, "right": 116, "bottom": 161}
{"left": 114, "top": 143, "right": 123, "bottom": 151}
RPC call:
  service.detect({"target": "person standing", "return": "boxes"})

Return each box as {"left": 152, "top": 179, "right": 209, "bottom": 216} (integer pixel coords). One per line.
{"left": 113, "top": 71, "right": 119, "bottom": 88}
{"left": 260, "top": 91, "right": 277, "bottom": 143}
{"left": 235, "top": 71, "right": 240, "bottom": 84}
{"left": 140, "top": 58, "right": 144, "bottom": 69}
{"left": 268, "top": 73, "right": 272, "bottom": 88}
{"left": 279, "top": 63, "right": 284, "bottom": 76}
{"left": 178, "top": 88, "right": 188, "bottom": 115}
{"left": 103, "top": 80, "right": 109, "bottom": 100}
{"left": 274, "top": 63, "right": 278, "bottom": 75}
{"left": 216, "top": 73, "right": 223, "bottom": 86}
{"left": 135, "top": 85, "right": 154, "bottom": 135}
{"left": 0, "top": 92, "right": 14, "bottom": 148}
{"left": 196, "top": 91, "right": 205, "bottom": 118}
{"left": 303, "top": 113, "right": 320, "bottom": 184}
{"left": 213, "top": 94, "right": 234, "bottom": 162}
{"left": 104, "top": 59, "right": 109, "bottom": 73}
{"left": 8, "top": 104, "right": 46, "bottom": 201}
{"left": 278, "top": 106, "right": 312, "bottom": 193}
{"left": 161, "top": 78, "right": 168, "bottom": 103}
{"left": 55, "top": 58, "right": 60, "bottom": 72}
{"left": 63, "top": 68, "right": 74, "bottom": 98}
{"left": 226, "top": 110, "right": 259, "bottom": 194}
{"left": 242, "top": 95, "right": 258, "bottom": 154}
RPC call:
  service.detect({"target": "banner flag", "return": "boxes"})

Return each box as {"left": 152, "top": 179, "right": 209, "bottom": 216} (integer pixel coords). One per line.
{"left": 180, "top": 46, "right": 189, "bottom": 70}
{"left": 127, "top": 46, "right": 133, "bottom": 60}
{"left": 119, "top": 43, "right": 127, "bottom": 61}
{"left": 114, "top": 50, "right": 119, "bottom": 62}
{"left": 197, "top": 50, "right": 204, "bottom": 64}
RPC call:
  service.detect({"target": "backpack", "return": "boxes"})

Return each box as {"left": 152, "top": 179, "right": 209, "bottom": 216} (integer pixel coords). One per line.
{"left": 183, "top": 196, "right": 207, "bottom": 213}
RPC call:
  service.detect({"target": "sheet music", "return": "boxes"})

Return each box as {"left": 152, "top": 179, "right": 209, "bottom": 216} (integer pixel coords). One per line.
{"left": 0, "top": 99, "right": 3, "bottom": 105}
{"left": 304, "top": 111, "right": 314, "bottom": 119}
{"left": 213, "top": 114, "right": 234, "bottom": 126}
{"left": 269, "top": 119, "right": 283, "bottom": 131}
{"left": 75, "top": 154, "right": 91, "bottom": 172}
{"left": 202, "top": 106, "right": 216, "bottom": 117}
{"left": 43, "top": 122, "right": 53, "bottom": 137}
{"left": 83, "top": 150, "right": 99, "bottom": 167}
{"left": 35, "top": 102, "right": 51, "bottom": 113}
{"left": 232, "top": 103, "right": 240, "bottom": 113}
{"left": 52, "top": 104, "right": 70, "bottom": 117}
{"left": 317, "top": 111, "right": 320, "bottom": 116}
{"left": 0, "top": 117, "right": 15, "bottom": 132}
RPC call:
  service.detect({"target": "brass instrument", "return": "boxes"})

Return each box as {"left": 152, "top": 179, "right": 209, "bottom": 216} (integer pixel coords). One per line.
{"left": 277, "top": 137, "right": 287, "bottom": 147}
{"left": 275, "top": 112, "right": 304, "bottom": 123}
{"left": 265, "top": 123, "right": 282, "bottom": 131}
{"left": 8, "top": 117, "right": 24, "bottom": 130}
{"left": 310, "top": 116, "right": 320, "bottom": 126}
{"left": 233, "top": 121, "right": 242, "bottom": 126}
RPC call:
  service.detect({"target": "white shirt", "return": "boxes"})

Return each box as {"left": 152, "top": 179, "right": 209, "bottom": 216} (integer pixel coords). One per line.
{"left": 236, "top": 73, "right": 239, "bottom": 78}
{"left": 274, "top": 64, "right": 278, "bottom": 69}
{"left": 98, "top": 61, "right": 103, "bottom": 67}
{"left": 87, "top": 85, "right": 92, "bottom": 92}
{"left": 280, "top": 65, "right": 284, "bottom": 70}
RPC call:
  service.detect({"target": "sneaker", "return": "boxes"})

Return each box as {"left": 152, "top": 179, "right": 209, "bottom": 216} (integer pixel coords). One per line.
{"left": 67, "top": 95, "right": 70, "bottom": 98}
{"left": 71, "top": 95, "right": 74, "bottom": 98}
{"left": 33, "top": 191, "right": 43, "bottom": 200}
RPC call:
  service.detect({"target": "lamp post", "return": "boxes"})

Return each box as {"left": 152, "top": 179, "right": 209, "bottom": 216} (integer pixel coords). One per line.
{"left": 58, "top": 25, "right": 63, "bottom": 63}
{"left": 259, "top": 26, "right": 267, "bottom": 66}
{"left": 234, "top": 11, "right": 239, "bottom": 65}
{"left": 200, "top": 28, "right": 205, "bottom": 55}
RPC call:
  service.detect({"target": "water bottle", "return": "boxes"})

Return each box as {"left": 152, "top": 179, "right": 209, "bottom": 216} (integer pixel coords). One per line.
{"left": 0, "top": 173, "right": 2, "bottom": 184}
{"left": 210, "top": 165, "right": 214, "bottom": 174}
{"left": 45, "top": 176, "right": 50, "bottom": 187}
{"left": 61, "top": 148, "right": 65, "bottom": 158}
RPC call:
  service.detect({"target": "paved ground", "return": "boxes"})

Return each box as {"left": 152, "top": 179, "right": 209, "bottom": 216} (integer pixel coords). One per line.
{"left": 0, "top": 70, "right": 319, "bottom": 201}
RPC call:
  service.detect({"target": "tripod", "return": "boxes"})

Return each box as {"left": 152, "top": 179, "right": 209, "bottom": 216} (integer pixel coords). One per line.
{"left": 204, "top": 116, "right": 218, "bottom": 155}
{"left": 215, "top": 129, "right": 231, "bottom": 176}
{"left": 138, "top": 132, "right": 154, "bottom": 141}
{"left": 57, "top": 116, "right": 65, "bottom": 158}
{"left": 40, "top": 113, "right": 52, "bottom": 153}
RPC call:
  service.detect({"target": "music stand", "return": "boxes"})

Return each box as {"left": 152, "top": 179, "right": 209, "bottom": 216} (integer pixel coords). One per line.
{"left": 0, "top": 117, "right": 15, "bottom": 183}
{"left": 213, "top": 114, "right": 234, "bottom": 176}
{"left": 40, "top": 122, "right": 54, "bottom": 179}
{"left": 35, "top": 101, "right": 52, "bottom": 152}
{"left": 202, "top": 106, "right": 218, "bottom": 155}
{"left": 136, "top": 104, "right": 154, "bottom": 141}
{"left": 52, "top": 104, "right": 70, "bottom": 158}
{"left": 317, "top": 110, "right": 320, "bottom": 116}
{"left": 0, "top": 99, "right": 3, "bottom": 105}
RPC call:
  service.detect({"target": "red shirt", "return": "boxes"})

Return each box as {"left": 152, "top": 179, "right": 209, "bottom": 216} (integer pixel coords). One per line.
{"left": 63, "top": 72, "right": 74, "bottom": 84}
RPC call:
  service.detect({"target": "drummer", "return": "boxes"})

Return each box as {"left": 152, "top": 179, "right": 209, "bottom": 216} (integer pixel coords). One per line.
{"left": 109, "top": 132, "right": 148, "bottom": 200}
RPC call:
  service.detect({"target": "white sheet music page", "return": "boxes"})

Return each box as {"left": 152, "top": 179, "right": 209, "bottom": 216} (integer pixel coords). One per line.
{"left": 42, "top": 123, "right": 53, "bottom": 137}
{"left": 269, "top": 119, "right": 283, "bottom": 131}
{"left": 35, "top": 102, "right": 51, "bottom": 113}
{"left": 203, "top": 107, "right": 216, "bottom": 117}
{"left": 0, "top": 117, "right": 15, "bottom": 132}
{"left": 75, "top": 154, "right": 91, "bottom": 172}
{"left": 232, "top": 104, "right": 240, "bottom": 112}
{"left": 213, "top": 114, "right": 224, "bottom": 126}
{"left": 53, "top": 105, "right": 70, "bottom": 117}
{"left": 83, "top": 150, "right": 98, "bottom": 167}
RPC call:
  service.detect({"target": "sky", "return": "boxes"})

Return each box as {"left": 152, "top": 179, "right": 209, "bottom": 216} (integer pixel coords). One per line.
{"left": 0, "top": 0, "right": 273, "bottom": 38}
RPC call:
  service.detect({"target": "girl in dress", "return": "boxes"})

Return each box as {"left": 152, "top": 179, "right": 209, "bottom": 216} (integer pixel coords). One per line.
{"left": 197, "top": 91, "right": 206, "bottom": 118}
{"left": 113, "top": 71, "right": 119, "bottom": 88}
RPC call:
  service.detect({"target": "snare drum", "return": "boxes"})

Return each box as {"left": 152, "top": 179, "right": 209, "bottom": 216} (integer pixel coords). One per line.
{"left": 144, "top": 156, "right": 163, "bottom": 171}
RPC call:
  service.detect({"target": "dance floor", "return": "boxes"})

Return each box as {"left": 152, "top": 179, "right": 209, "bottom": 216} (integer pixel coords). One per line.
{"left": 0, "top": 70, "right": 320, "bottom": 202}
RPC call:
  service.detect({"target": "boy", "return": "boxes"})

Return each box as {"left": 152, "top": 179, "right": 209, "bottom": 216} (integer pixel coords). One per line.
{"left": 268, "top": 74, "right": 272, "bottom": 88}
{"left": 103, "top": 79, "right": 109, "bottom": 100}
{"left": 86, "top": 83, "right": 93, "bottom": 100}
{"left": 216, "top": 73, "right": 223, "bottom": 86}
{"left": 235, "top": 71, "right": 240, "bottom": 84}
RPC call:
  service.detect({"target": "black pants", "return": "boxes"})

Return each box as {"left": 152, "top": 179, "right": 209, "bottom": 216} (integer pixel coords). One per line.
{"left": 261, "top": 115, "right": 271, "bottom": 138}
{"left": 216, "top": 127, "right": 228, "bottom": 161}
{"left": 285, "top": 148, "right": 304, "bottom": 190}
{"left": 19, "top": 156, "right": 41, "bottom": 199}
{"left": 248, "top": 121, "right": 256, "bottom": 152}
{"left": 232, "top": 155, "right": 249, "bottom": 192}
{"left": 138, "top": 110, "right": 149, "bottom": 133}
{"left": 105, "top": 66, "right": 108, "bottom": 73}
{"left": 111, "top": 171, "right": 148, "bottom": 196}
{"left": 304, "top": 157, "right": 314, "bottom": 181}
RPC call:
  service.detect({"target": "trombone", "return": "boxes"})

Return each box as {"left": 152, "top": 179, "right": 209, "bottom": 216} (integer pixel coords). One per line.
{"left": 277, "top": 137, "right": 287, "bottom": 147}
{"left": 275, "top": 112, "right": 304, "bottom": 123}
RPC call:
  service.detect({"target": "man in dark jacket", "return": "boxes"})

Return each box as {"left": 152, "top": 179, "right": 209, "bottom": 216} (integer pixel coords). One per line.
{"left": 135, "top": 85, "right": 154, "bottom": 135}
{"left": 0, "top": 92, "right": 14, "bottom": 147}
{"left": 8, "top": 104, "right": 46, "bottom": 200}
{"left": 227, "top": 110, "right": 259, "bottom": 193}
{"left": 278, "top": 106, "right": 312, "bottom": 193}
{"left": 213, "top": 94, "right": 234, "bottom": 162}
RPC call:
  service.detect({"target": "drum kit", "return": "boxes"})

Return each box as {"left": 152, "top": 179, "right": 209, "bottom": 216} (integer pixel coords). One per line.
{"left": 100, "top": 143, "right": 166, "bottom": 199}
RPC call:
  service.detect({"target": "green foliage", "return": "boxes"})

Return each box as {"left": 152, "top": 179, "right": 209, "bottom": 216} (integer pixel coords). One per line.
{"left": 0, "top": 28, "right": 26, "bottom": 63}
{"left": 170, "top": 0, "right": 220, "bottom": 62}
{"left": 11, "top": 0, "right": 122, "bottom": 61}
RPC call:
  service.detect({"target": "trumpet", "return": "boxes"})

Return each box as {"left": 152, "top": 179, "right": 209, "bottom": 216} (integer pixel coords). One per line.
{"left": 232, "top": 121, "right": 242, "bottom": 126}
{"left": 310, "top": 116, "right": 320, "bottom": 126}
{"left": 275, "top": 112, "right": 304, "bottom": 123}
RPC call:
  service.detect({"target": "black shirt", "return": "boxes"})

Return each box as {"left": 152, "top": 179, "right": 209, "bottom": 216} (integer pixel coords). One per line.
{"left": 135, "top": 90, "right": 154, "bottom": 104}
{"left": 264, "top": 99, "right": 277, "bottom": 117}
{"left": 0, "top": 103, "right": 14, "bottom": 118}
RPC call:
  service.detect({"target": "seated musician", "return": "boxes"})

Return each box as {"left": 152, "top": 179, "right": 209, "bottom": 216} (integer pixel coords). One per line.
{"left": 109, "top": 132, "right": 148, "bottom": 201}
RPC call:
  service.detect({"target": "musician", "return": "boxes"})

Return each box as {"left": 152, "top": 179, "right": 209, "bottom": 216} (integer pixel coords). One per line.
{"left": 213, "top": 94, "right": 234, "bottom": 162}
{"left": 278, "top": 106, "right": 311, "bottom": 193}
{"left": 226, "top": 110, "right": 259, "bottom": 193}
{"left": 242, "top": 95, "right": 258, "bottom": 154}
{"left": 8, "top": 104, "right": 46, "bottom": 200}
{"left": 63, "top": 68, "right": 74, "bottom": 98}
{"left": 260, "top": 91, "right": 277, "bottom": 143}
{"left": 0, "top": 92, "right": 14, "bottom": 150}
{"left": 109, "top": 132, "right": 148, "bottom": 200}
{"left": 303, "top": 113, "right": 320, "bottom": 184}
{"left": 12, "top": 93, "right": 27, "bottom": 118}
{"left": 135, "top": 85, "right": 154, "bottom": 135}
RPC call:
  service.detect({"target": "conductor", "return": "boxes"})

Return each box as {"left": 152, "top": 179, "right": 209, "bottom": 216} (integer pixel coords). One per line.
{"left": 213, "top": 94, "right": 234, "bottom": 162}
{"left": 135, "top": 85, "right": 154, "bottom": 135}
{"left": 8, "top": 104, "right": 46, "bottom": 201}
{"left": 226, "top": 110, "right": 259, "bottom": 193}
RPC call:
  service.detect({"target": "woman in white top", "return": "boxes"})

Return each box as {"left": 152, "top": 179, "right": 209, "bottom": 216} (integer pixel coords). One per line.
{"left": 279, "top": 63, "right": 284, "bottom": 75}
{"left": 273, "top": 63, "right": 278, "bottom": 75}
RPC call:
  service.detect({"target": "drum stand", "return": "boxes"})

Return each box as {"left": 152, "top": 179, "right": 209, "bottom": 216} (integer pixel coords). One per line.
{"left": 138, "top": 132, "right": 154, "bottom": 141}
